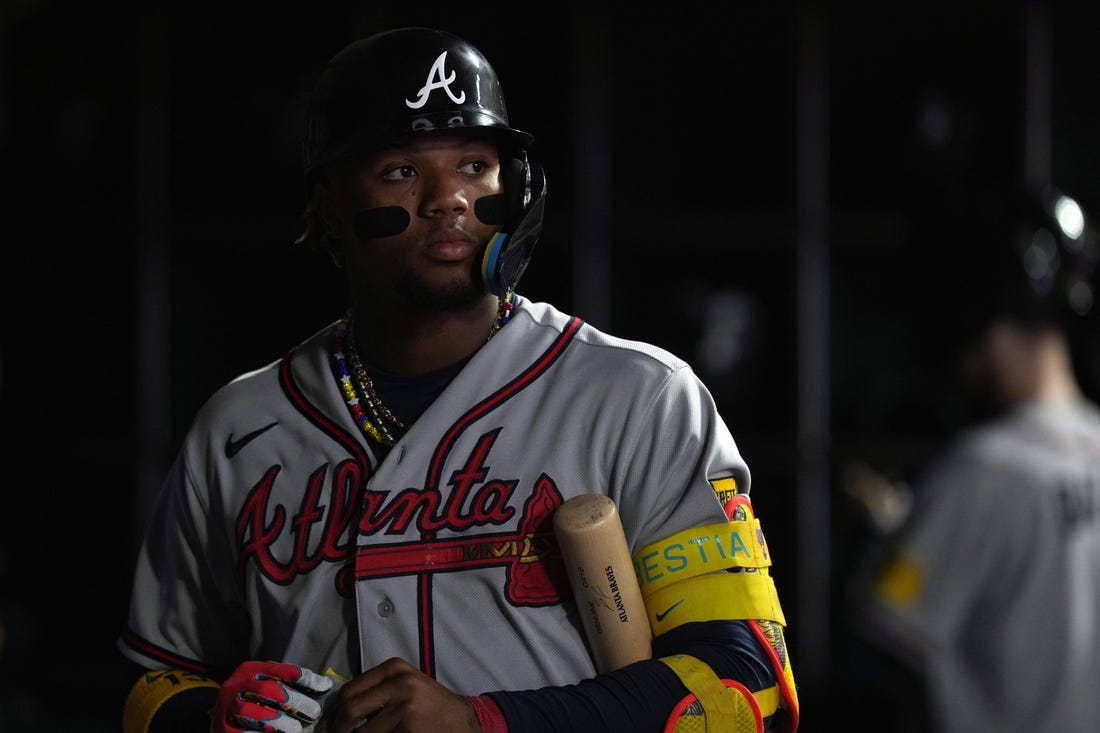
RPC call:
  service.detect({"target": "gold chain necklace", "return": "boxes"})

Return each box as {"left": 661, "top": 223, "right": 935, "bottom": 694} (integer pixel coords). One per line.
{"left": 345, "top": 324, "right": 407, "bottom": 438}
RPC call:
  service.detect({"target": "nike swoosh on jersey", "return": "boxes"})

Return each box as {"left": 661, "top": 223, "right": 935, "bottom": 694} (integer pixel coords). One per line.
{"left": 655, "top": 599, "right": 685, "bottom": 622}
{"left": 224, "top": 421, "right": 279, "bottom": 458}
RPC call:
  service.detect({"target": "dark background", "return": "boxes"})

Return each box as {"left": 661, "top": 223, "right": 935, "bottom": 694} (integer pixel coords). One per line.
{"left": 2, "top": 1, "right": 1099, "bottom": 731}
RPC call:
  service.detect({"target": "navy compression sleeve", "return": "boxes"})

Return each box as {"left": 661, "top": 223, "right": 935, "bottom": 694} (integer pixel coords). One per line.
{"left": 487, "top": 619, "right": 775, "bottom": 732}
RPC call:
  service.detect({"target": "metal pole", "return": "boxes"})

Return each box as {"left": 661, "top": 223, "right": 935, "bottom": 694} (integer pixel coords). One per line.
{"left": 134, "top": 5, "right": 172, "bottom": 545}
{"left": 795, "top": 0, "right": 831, "bottom": 691}
{"left": 570, "top": 6, "right": 613, "bottom": 330}
{"left": 1023, "top": 0, "right": 1052, "bottom": 194}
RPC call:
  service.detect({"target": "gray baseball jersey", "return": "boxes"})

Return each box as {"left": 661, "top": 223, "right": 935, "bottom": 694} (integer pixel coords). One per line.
{"left": 118, "top": 296, "right": 749, "bottom": 694}
{"left": 851, "top": 399, "right": 1100, "bottom": 732}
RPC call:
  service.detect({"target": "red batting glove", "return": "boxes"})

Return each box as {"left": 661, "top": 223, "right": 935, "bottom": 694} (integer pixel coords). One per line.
{"left": 211, "top": 661, "right": 333, "bottom": 733}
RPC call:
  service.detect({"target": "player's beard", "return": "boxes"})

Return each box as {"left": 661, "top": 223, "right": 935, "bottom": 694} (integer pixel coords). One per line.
{"left": 394, "top": 258, "right": 485, "bottom": 314}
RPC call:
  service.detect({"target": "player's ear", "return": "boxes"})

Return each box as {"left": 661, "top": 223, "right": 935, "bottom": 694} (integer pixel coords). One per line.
{"left": 314, "top": 181, "right": 343, "bottom": 241}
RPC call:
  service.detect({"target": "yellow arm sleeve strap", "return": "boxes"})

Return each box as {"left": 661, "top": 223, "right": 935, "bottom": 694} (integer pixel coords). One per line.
{"left": 660, "top": 653, "right": 775, "bottom": 733}
{"left": 645, "top": 570, "right": 787, "bottom": 636}
{"left": 633, "top": 519, "right": 772, "bottom": 598}
{"left": 123, "top": 668, "right": 219, "bottom": 733}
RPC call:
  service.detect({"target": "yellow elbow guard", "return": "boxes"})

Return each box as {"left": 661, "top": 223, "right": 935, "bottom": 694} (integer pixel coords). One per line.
{"left": 123, "top": 668, "right": 219, "bottom": 733}
{"left": 659, "top": 653, "right": 768, "bottom": 733}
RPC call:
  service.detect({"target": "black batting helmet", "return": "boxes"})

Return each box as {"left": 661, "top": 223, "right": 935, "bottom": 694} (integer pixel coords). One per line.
{"left": 1010, "top": 185, "right": 1099, "bottom": 320}
{"left": 937, "top": 184, "right": 1100, "bottom": 353}
{"left": 302, "top": 27, "right": 534, "bottom": 185}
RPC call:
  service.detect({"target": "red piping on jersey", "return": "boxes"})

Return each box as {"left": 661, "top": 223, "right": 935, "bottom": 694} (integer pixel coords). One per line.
{"left": 119, "top": 627, "right": 226, "bottom": 680}
{"left": 418, "top": 572, "right": 434, "bottom": 674}
{"left": 425, "top": 316, "right": 582, "bottom": 490}
{"left": 280, "top": 346, "right": 373, "bottom": 484}
{"left": 417, "top": 315, "right": 583, "bottom": 678}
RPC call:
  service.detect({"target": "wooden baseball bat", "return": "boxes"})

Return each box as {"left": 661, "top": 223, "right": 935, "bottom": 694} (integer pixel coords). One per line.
{"left": 553, "top": 493, "right": 653, "bottom": 673}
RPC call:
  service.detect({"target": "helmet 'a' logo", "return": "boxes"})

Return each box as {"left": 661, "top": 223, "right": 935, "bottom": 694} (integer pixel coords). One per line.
{"left": 406, "top": 51, "right": 466, "bottom": 109}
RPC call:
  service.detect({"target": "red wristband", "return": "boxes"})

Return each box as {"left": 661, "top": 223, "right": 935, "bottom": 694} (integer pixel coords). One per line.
{"left": 466, "top": 694, "right": 507, "bottom": 733}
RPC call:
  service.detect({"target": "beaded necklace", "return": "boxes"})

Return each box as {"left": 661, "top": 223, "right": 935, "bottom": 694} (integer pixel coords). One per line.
{"left": 333, "top": 293, "right": 514, "bottom": 448}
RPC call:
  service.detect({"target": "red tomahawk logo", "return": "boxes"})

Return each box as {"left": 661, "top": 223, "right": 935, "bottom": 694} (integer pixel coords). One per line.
{"left": 353, "top": 475, "right": 568, "bottom": 605}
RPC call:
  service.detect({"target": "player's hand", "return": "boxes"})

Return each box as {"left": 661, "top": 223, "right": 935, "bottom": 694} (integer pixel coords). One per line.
{"left": 211, "top": 660, "right": 334, "bottom": 733}
{"left": 315, "top": 657, "right": 479, "bottom": 733}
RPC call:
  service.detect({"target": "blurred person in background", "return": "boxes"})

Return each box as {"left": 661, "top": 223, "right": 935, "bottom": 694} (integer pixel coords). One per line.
{"left": 841, "top": 184, "right": 1100, "bottom": 732}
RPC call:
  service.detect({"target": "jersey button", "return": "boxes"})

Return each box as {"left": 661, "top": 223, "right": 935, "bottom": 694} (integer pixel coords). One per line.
{"left": 377, "top": 599, "right": 394, "bottom": 617}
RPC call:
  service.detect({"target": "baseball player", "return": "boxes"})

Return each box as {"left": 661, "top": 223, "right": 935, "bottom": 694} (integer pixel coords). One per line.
{"left": 117, "top": 27, "right": 799, "bottom": 733}
{"left": 845, "top": 186, "right": 1100, "bottom": 732}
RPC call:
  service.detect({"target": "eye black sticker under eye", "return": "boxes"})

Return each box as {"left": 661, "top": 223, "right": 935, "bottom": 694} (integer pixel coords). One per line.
{"left": 474, "top": 194, "right": 508, "bottom": 225}
{"left": 353, "top": 206, "right": 411, "bottom": 239}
